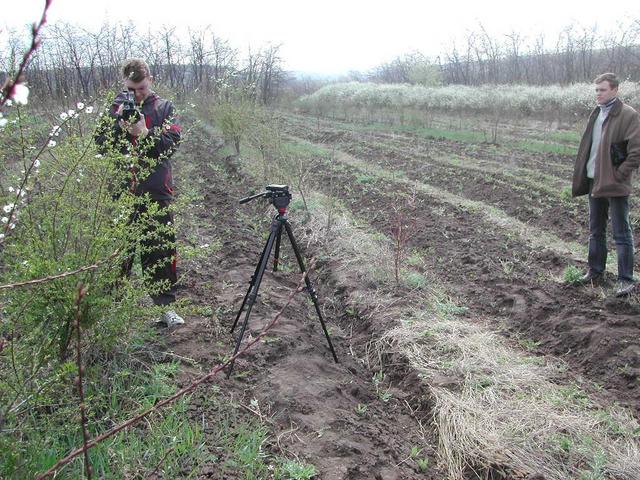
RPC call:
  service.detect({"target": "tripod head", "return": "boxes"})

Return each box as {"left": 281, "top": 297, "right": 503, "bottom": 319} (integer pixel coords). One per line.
{"left": 240, "top": 184, "right": 292, "bottom": 212}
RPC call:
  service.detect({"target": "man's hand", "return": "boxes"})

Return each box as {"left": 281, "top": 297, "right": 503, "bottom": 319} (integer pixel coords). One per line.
{"left": 126, "top": 115, "right": 148, "bottom": 138}
{"left": 117, "top": 104, "right": 148, "bottom": 139}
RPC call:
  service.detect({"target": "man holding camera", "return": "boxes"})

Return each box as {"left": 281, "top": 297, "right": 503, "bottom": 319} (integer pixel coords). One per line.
{"left": 572, "top": 73, "right": 640, "bottom": 297}
{"left": 97, "top": 58, "right": 184, "bottom": 325}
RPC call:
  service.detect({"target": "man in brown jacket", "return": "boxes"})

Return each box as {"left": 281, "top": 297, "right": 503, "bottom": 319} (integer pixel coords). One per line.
{"left": 572, "top": 73, "right": 639, "bottom": 297}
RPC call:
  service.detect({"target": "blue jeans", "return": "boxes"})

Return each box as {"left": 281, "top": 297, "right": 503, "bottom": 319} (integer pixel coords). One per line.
{"left": 588, "top": 192, "right": 635, "bottom": 282}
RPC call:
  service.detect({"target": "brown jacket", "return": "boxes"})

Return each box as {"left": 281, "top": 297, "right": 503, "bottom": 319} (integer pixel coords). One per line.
{"left": 572, "top": 98, "right": 640, "bottom": 198}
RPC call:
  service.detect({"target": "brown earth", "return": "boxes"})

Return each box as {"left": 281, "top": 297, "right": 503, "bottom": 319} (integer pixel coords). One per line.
{"left": 276, "top": 114, "right": 640, "bottom": 415}
{"left": 157, "top": 112, "right": 640, "bottom": 479}
{"left": 161, "top": 123, "right": 449, "bottom": 479}
{"left": 281, "top": 113, "right": 640, "bottom": 246}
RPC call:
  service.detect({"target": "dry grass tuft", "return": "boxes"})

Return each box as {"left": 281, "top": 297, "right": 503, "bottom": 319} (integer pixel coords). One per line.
{"left": 379, "top": 314, "right": 640, "bottom": 479}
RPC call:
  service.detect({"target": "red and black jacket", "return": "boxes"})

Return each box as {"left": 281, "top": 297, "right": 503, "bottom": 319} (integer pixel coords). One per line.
{"left": 96, "top": 91, "right": 181, "bottom": 201}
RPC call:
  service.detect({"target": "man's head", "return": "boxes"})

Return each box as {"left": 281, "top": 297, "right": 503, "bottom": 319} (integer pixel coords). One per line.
{"left": 122, "top": 58, "right": 153, "bottom": 103}
{"left": 594, "top": 73, "right": 619, "bottom": 105}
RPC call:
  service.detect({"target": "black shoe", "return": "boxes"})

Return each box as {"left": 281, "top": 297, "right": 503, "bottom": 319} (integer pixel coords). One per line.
{"left": 577, "top": 271, "right": 604, "bottom": 285}
{"left": 615, "top": 281, "right": 636, "bottom": 297}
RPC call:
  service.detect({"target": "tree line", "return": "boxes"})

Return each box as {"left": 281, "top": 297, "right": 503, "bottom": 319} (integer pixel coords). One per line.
{"left": 0, "top": 22, "right": 286, "bottom": 104}
{"left": 356, "top": 21, "right": 640, "bottom": 87}
{"left": 4, "top": 19, "right": 640, "bottom": 105}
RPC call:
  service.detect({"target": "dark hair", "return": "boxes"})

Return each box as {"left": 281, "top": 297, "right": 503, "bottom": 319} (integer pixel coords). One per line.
{"left": 594, "top": 72, "right": 619, "bottom": 89}
{"left": 121, "top": 58, "right": 151, "bottom": 83}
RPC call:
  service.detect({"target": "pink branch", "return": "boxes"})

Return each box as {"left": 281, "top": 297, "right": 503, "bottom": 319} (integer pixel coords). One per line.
{"left": 73, "top": 284, "right": 93, "bottom": 479}
{"left": 0, "top": 250, "right": 119, "bottom": 291}
{"left": 0, "top": 0, "right": 52, "bottom": 108}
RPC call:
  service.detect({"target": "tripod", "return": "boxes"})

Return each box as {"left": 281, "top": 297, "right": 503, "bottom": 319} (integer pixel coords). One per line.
{"left": 227, "top": 185, "right": 339, "bottom": 378}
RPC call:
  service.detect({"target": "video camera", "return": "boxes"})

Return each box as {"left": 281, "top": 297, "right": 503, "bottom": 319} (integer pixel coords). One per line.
{"left": 239, "top": 185, "right": 292, "bottom": 210}
{"left": 119, "top": 89, "right": 141, "bottom": 123}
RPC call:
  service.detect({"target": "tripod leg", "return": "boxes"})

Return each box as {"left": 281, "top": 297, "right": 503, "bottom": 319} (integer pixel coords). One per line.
{"left": 284, "top": 221, "right": 339, "bottom": 363}
{"left": 231, "top": 232, "right": 272, "bottom": 333}
{"left": 273, "top": 221, "right": 284, "bottom": 272}
{"left": 227, "top": 218, "right": 282, "bottom": 378}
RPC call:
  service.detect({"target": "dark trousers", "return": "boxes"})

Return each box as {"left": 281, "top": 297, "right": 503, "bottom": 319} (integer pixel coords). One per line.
{"left": 588, "top": 191, "right": 635, "bottom": 282}
{"left": 123, "top": 198, "right": 178, "bottom": 306}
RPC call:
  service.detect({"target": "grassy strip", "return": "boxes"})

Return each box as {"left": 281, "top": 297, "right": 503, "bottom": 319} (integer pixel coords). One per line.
{"left": 290, "top": 113, "right": 579, "bottom": 156}
{"left": 282, "top": 113, "right": 578, "bottom": 198}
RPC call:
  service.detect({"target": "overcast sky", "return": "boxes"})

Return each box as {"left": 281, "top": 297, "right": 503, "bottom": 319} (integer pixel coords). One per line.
{"left": 3, "top": 0, "right": 640, "bottom": 74}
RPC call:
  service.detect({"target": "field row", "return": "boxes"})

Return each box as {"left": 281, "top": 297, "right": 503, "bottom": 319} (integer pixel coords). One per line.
{"left": 273, "top": 114, "right": 640, "bottom": 416}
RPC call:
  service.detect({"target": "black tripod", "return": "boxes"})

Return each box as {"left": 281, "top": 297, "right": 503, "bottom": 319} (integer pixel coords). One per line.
{"left": 227, "top": 185, "right": 339, "bottom": 378}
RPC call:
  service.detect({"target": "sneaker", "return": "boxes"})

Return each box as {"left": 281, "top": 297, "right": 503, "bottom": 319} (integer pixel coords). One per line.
{"left": 158, "top": 310, "right": 185, "bottom": 327}
{"left": 615, "top": 281, "right": 636, "bottom": 298}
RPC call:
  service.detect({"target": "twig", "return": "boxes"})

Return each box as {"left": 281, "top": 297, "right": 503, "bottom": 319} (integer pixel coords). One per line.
{"left": 73, "top": 284, "right": 92, "bottom": 479}
{"left": 35, "top": 263, "right": 315, "bottom": 480}
{"left": 147, "top": 446, "right": 175, "bottom": 478}
{"left": 0, "top": 1, "right": 52, "bottom": 109}
{"left": 0, "top": 250, "right": 119, "bottom": 291}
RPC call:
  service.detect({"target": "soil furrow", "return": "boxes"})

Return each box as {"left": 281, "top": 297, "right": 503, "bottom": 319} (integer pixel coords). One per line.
{"left": 279, "top": 123, "right": 640, "bottom": 415}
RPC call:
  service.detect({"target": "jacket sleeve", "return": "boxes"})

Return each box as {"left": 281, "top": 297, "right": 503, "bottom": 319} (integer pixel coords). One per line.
{"left": 619, "top": 110, "right": 640, "bottom": 179}
{"left": 143, "top": 102, "right": 181, "bottom": 159}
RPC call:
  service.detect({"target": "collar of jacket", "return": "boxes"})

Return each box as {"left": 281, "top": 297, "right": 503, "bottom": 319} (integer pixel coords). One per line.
{"left": 139, "top": 93, "right": 159, "bottom": 107}
{"left": 604, "top": 97, "right": 622, "bottom": 117}
{"left": 588, "top": 97, "right": 622, "bottom": 120}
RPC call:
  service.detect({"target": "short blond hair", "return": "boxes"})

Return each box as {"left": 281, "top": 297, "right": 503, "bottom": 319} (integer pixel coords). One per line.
{"left": 594, "top": 72, "right": 619, "bottom": 89}
{"left": 122, "top": 58, "right": 151, "bottom": 83}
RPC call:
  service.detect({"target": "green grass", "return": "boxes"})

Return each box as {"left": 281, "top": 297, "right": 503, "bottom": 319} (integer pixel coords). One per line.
{"left": 393, "top": 124, "right": 487, "bottom": 143}
{"left": 563, "top": 265, "right": 583, "bottom": 284}
{"left": 356, "top": 174, "right": 377, "bottom": 184}
{"left": 218, "top": 417, "right": 319, "bottom": 479}
{"left": 1, "top": 354, "right": 207, "bottom": 479}
{"left": 548, "top": 129, "right": 581, "bottom": 143}
{"left": 515, "top": 140, "right": 578, "bottom": 155}
{"left": 327, "top": 117, "right": 579, "bottom": 156}
{"left": 282, "top": 140, "right": 331, "bottom": 159}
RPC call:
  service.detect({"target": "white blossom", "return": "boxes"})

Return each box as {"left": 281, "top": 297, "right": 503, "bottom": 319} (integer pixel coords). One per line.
{"left": 0, "top": 233, "right": 4, "bottom": 240}
{"left": 33, "top": 159, "right": 40, "bottom": 168}
{"left": 0, "top": 118, "right": 7, "bottom": 128}
{"left": 8, "top": 187, "right": 15, "bottom": 192}
{"left": 12, "top": 84, "right": 29, "bottom": 105}
{"left": 20, "top": 191, "right": 26, "bottom": 197}
{"left": 94, "top": 154, "right": 103, "bottom": 158}
{"left": 77, "top": 102, "right": 85, "bottom": 110}
{"left": 85, "top": 106, "right": 94, "bottom": 114}
{"left": 1, "top": 217, "right": 8, "bottom": 224}
{"left": 3, "top": 204, "right": 14, "bottom": 213}
{"left": 200, "top": 243, "right": 210, "bottom": 248}
{"left": 68, "top": 109, "right": 75, "bottom": 117}
{"left": 9, "top": 223, "right": 15, "bottom": 230}
{"left": 60, "top": 112, "right": 68, "bottom": 120}
{"left": 48, "top": 140, "right": 56, "bottom": 148}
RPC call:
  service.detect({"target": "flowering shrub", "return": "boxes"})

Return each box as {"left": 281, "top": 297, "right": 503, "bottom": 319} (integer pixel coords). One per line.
{"left": 296, "top": 81, "right": 640, "bottom": 121}
{"left": 0, "top": 92, "right": 177, "bottom": 476}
